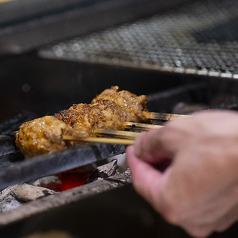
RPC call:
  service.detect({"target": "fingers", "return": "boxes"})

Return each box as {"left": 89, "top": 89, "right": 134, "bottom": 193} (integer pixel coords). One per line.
{"left": 133, "top": 128, "right": 171, "bottom": 163}
{"left": 126, "top": 146, "right": 164, "bottom": 209}
{"left": 133, "top": 113, "right": 206, "bottom": 164}
{"left": 134, "top": 121, "right": 187, "bottom": 163}
{"left": 134, "top": 110, "right": 238, "bottom": 164}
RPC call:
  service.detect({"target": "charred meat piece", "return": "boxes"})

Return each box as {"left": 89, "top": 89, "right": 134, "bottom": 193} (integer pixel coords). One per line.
{"left": 56, "top": 100, "right": 128, "bottom": 137}
{"left": 56, "top": 103, "right": 94, "bottom": 137}
{"left": 92, "top": 86, "right": 147, "bottom": 122}
{"left": 90, "top": 99, "right": 128, "bottom": 131}
{"left": 15, "top": 116, "right": 73, "bottom": 159}
{"left": 15, "top": 86, "right": 147, "bottom": 158}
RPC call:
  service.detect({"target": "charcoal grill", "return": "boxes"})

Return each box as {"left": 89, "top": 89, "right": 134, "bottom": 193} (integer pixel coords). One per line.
{"left": 1, "top": 0, "right": 238, "bottom": 237}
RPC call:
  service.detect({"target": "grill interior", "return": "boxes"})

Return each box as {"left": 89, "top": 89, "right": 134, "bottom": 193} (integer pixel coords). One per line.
{"left": 2, "top": 0, "right": 238, "bottom": 237}
{"left": 1, "top": 80, "right": 238, "bottom": 237}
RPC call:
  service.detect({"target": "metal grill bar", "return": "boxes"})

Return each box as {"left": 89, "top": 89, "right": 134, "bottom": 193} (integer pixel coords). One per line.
{"left": 0, "top": 143, "right": 126, "bottom": 191}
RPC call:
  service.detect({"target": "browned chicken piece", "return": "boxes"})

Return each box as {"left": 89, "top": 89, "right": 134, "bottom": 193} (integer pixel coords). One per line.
{"left": 56, "top": 100, "right": 128, "bottom": 137}
{"left": 91, "top": 86, "right": 147, "bottom": 122}
{"left": 56, "top": 103, "right": 94, "bottom": 137}
{"left": 16, "top": 87, "right": 148, "bottom": 158}
{"left": 15, "top": 116, "right": 73, "bottom": 159}
{"left": 90, "top": 99, "right": 128, "bottom": 131}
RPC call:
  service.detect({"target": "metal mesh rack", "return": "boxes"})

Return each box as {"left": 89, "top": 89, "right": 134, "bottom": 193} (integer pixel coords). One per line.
{"left": 39, "top": 0, "right": 238, "bottom": 79}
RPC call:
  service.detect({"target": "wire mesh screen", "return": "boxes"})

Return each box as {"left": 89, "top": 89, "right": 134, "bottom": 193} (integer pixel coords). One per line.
{"left": 39, "top": 0, "right": 238, "bottom": 79}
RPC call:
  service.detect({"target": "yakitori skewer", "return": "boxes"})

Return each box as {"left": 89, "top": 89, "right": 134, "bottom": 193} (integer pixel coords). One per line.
{"left": 123, "top": 122, "right": 162, "bottom": 131}
{"left": 63, "top": 135, "right": 134, "bottom": 145}
{"left": 17, "top": 86, "right": 189, "bottom": 158}
{"left": 94, "top": 128, "right": 139, "bottom": 140}
{"left": 143, "top": 111, "right": 188, "bottom": 121}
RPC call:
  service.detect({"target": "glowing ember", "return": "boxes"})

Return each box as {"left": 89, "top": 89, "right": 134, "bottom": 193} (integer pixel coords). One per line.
{"left": 38, "top": 169, "right": 93, "bottom": 192}
{"left": 57, "top": 172, "right": 89, "bottom": 191}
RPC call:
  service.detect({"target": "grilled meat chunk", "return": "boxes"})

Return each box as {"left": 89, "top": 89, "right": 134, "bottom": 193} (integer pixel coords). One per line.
{"left": 90, "top": 99, "right": 128, "bottom": 131}
{"left": 91, "top": 86, "right": 147, "bottom": 122}
{"left": 15, "top": 86, "right": 148, "bottom": 158}
{"left": 56, "top": 104, "right": 94, "bottom": 137}
{"left": 15, "top": 116, "right": 73, "bottom": 159}
{"left": 56, "top": 100, "right": 128, "bottom": 137}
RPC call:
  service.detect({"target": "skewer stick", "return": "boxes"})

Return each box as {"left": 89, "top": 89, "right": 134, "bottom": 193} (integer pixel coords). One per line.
{"left": 94, "top": 129, "right": 139, "bottom": 139}
{"left": 0, "top": 0, "right": 14, "bottom": 3}
{"left": 123, "top": 122, "right": 162, "bottom": 131}
{"left": 143, "top": 111, "right": 188, "bottom": 121}
{"left": 63, "top": 135, "right": 134, "bottom": 145}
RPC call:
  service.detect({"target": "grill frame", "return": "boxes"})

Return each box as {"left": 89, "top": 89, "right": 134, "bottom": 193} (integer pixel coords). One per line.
{"left": 0, "top": 0, "right": 190, "bottom": 56}
{"left": 39, "top": 0, "right": 238, "bottom": 80}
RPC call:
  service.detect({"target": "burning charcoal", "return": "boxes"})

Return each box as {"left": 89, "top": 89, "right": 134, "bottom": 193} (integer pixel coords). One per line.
{"left": 0, "top": 143, "right": 126, "bottom": 191}
{"left": 0, "top": 184, "right": 56, "bottom": 213}
{"left": 31, "top": 159, "right": 123, "bottom": 192}
{"left": 0, "top": 169, "right": 132, "bottom": 226}
{"left": 31, "top": 176, "right": 62, "bottom": 191}
{"left": 32, "top": 169, "right": 93, "bottom": 192}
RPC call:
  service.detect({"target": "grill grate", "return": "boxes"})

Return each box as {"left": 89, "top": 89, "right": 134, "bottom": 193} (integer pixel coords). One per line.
{"left": 40, "top": 0, "right": 238, "bottom": 79}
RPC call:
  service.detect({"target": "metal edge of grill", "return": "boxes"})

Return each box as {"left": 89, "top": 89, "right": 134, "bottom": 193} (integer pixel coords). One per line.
{"left": 39, "top": 0, "right": 238, "bottom": 80}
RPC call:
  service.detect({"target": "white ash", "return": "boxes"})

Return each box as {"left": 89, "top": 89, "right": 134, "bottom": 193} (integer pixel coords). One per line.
{"left": 0, "top": 185, "right": 22, "bottom": 212}
{"left": 13, "top": 184, "right": 56, "bottom": 202}
{"left": 31, "top": 175, "right": 61, "bottom": 187}
{"left": 0, "top": 184, "right": 56, "bottom": 213}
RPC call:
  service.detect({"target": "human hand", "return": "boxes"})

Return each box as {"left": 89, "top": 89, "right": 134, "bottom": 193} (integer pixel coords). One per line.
{"left": 127, "top": 110, "right": 238, "bottom": 237}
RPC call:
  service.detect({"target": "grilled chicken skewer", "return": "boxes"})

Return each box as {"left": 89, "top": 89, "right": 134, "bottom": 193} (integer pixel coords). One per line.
{"left": 15, "top": 86, "right": 148, "bottom": 158}
{"left": 15, "top": 116, "right": 74, "bottom": 159}
{"left": 15, "top": 86, "right": 184, "bottom": 159}
{"left": 64, "top": 129, "right": 141, "bottom": 145}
